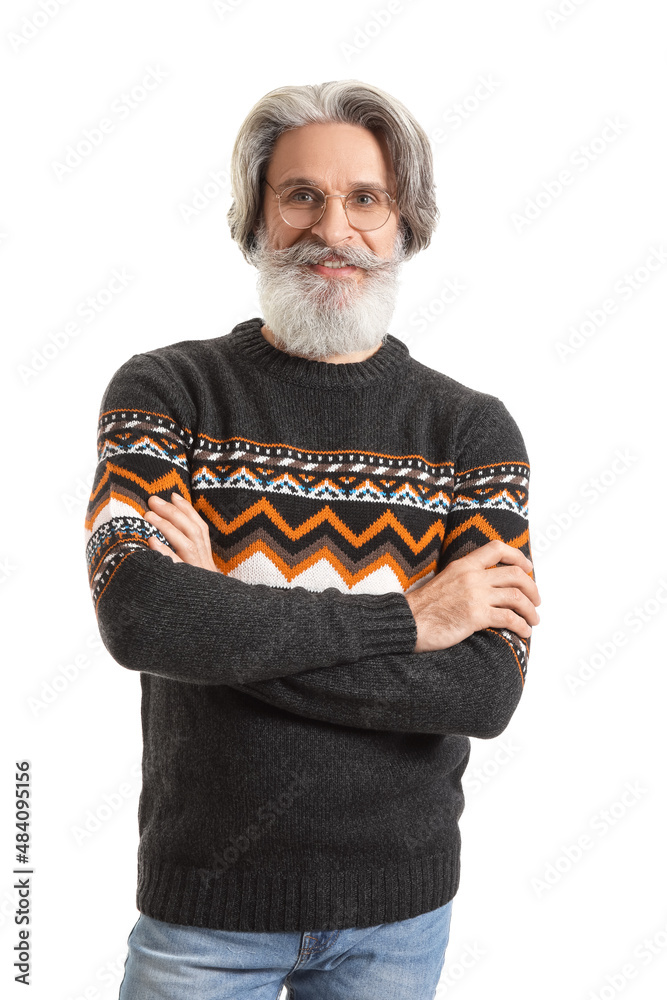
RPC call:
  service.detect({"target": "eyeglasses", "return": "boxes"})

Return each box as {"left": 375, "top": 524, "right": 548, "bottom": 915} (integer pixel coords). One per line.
{"left": 263, "top": 178, "right": 396, "bottom": 232}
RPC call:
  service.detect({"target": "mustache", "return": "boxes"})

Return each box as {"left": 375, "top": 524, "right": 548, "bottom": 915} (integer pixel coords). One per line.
{"left": 259, "top": 239, "right": 398, "bottom": 271}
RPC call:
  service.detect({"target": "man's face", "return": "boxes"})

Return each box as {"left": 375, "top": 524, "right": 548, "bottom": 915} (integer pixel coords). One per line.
{"left": 250, "top": 122, "right": 407, "bottom": 361}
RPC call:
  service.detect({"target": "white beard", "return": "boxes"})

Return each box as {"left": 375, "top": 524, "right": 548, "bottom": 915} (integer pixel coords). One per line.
{"left": 249, "top": 219, "right": 407, "bottom": 360}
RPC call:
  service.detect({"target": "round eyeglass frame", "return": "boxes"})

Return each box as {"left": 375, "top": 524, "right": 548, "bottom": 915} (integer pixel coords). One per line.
{"left": 262, "top": 178, "right": 397, "bottom": 233}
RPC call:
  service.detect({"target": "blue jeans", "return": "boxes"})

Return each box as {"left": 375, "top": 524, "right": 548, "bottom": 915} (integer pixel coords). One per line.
{"left": 117, "top": 900, "right": 454, "bottom": 1000}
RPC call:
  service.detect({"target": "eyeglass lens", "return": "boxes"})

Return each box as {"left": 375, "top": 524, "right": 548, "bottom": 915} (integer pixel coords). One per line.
{"left": 279, "top": 186, "right": 392, "bottom": 232}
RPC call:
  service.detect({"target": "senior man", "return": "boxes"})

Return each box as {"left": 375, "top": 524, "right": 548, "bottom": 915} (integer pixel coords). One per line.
{"left": 85, "top": 79, "right": 540, "bottom": 1000}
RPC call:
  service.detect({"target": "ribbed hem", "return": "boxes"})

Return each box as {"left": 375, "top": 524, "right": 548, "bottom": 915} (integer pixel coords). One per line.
{"left": 136, "top": 847, "right": 460, "bottom": 932}
{"left": 228, "top": 317, "right": 409, "bottom": 389}
{"left": 355, "top": 591, "right": 418, "bottom": 659}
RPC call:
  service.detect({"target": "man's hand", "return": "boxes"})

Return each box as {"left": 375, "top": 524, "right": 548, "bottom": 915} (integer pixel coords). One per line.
{"left": 404, "top": 539, "right": 541, "bottom": 653}
{"left": 143, "top": 493, "right": 218, "bottom": 572}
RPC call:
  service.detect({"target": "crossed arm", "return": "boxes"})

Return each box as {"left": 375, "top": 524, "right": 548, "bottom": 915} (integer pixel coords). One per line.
{"left": 87, "top": 352, "right": 534, "bottom": 739}
{"left": 141, "top": 486, "right": 532, "bottom": 740}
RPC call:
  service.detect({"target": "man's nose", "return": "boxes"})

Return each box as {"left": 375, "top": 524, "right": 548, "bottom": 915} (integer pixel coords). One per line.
{"left": 309, "top": 195, "right": 357, "bottom": 246}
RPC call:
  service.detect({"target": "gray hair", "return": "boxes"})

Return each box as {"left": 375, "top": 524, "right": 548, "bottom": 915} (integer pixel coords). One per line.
{"left": 227, "top": 80, "right": 439, "bottom": 265}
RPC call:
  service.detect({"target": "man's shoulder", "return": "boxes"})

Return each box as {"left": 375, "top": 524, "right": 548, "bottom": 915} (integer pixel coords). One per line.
{"left": 110, "top": 325, "right": 245, "bottom": 398}
{"left": 135, "top": 331, "right": 230, "bottom": 372}
{"left": 100, "top": 330, "right": 239, "bottom": 430}
{"left": 400, "top": 346, "right": 499, "bottom": 415}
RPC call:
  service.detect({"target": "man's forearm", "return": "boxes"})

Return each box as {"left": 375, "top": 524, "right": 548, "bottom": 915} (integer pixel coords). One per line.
{"left": 94, "top": 545, "right": 417, "bottom": 685}
{"left": 231, "top": 623, "right": 529, "bottom": 738}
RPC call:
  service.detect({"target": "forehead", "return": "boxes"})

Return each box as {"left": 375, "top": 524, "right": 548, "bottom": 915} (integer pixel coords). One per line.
{"left": 267, "top": 122, "right": 395, "bottom": 189}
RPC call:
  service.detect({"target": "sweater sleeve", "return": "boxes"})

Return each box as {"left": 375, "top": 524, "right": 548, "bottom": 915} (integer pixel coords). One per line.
{"left": 231, "top": 394, "right": 535, "bottom": 739}
{"left": 84, "top": 351, "right": 418, "bottom": 685}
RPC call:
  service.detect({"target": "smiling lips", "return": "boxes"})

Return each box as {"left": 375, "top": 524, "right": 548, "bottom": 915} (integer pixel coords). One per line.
{"left": 309, "top": 257, "right": 359, "bottom": 276}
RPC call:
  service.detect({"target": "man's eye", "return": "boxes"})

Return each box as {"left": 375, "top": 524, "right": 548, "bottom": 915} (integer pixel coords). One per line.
{"left": 350, "top": 191, "right": 379, "bottom": 205}
{"left": 284, "top": 188, "right": 321, "bottom": 204}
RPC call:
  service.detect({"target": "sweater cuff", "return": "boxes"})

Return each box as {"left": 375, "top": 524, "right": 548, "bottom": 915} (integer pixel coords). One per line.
{"left": 354, "top": 591, "right": 418, "bottom": 659}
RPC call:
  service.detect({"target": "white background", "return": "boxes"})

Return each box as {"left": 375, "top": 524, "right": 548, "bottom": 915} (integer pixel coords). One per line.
{"left": 2, "top": 1, "right": 666, "bottom": 998}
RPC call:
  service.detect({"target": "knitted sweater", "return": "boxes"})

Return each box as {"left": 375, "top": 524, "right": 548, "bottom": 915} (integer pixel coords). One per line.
{"left": 84, "top": 315, "right": 534, "bottom": 933}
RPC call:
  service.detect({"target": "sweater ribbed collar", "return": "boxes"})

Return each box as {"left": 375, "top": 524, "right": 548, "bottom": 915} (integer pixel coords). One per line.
{"left": 229, "top": 316, "right": 409, "bottom": 389}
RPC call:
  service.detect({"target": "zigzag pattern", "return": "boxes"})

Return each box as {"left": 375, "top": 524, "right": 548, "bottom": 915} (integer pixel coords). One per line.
{"left": 192, "top": 437, "right": 457, "bottom": 512}
{"left": 85, "top": 412, "right": 531, "bottom": 680}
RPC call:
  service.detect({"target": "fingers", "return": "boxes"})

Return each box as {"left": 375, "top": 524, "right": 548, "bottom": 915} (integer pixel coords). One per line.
{"left": 143, "top": 494, "right": 217, "bottom": 573}
{"left": 489, "top": 606, "right": 534, "bottom": 639}
{"left": 147, "top": 536, "right": 181, "bottom": 563}
{"left": 469, "top": 542, "right": 541, "bottom": 635}
{"left": 488, "top": 586, "right": 540, "bottom": 627}
{"left": 146, "top": 492, "right": 194, "bottom": 522}
{"left": 469, "top": 539, "right": 533, "bottom": 576}
{"left": 144, "top": 493, "right": 198, "bottom": 557}
{"left": 486, "top": 564, "right": 541, "bottom": 611}
{"left": 145, "top": 512, "right": 186, "bottom": 555}
{"left": 145, "top": 493, "right": 201, "bottom": 533}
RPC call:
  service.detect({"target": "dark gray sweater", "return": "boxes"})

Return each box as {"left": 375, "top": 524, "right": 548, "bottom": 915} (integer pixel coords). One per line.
{"left": 84, "top": 316, "right": 534, "bottom": 932}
